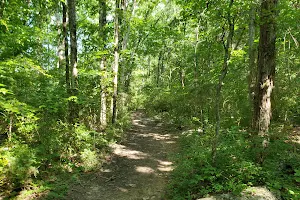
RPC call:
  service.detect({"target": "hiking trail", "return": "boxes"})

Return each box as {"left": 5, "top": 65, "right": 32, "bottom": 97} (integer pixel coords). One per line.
{"left": 67, "top": 111, "right": 178, "bottom": 200}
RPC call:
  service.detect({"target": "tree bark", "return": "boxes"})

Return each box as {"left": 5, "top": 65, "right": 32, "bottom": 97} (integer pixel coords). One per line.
{"left": 253, "top": 0, "right": 277, "bottom": 147}
{"left": 212, "top": 0, "right": 234, "bottom": 164}
{"left": 99, "top": 0, "right": 107, "bottom": 130}
{"left": 112, "top": 0, "right": 120, "bottom": 124}
{"left": 68, "top": 0, "right": 79, "bottom": 123}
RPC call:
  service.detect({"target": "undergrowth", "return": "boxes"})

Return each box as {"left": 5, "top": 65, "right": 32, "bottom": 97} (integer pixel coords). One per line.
{"left": 166, "top": 126, "right": 300, "bottom": 200}
{"left": 0, "top": 112, "right": 132, "bottom": 199}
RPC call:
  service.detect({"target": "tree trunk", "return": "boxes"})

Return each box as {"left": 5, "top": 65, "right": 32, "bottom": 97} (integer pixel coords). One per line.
{"left": 180, "top": 69, "right": 185, "bottom": 89}
{"left": 212, "top": 0, "right": 234, "bottom": 164}
{"left": 194, "top": 24, "right": 200, "bottom": 87}
{"left": 57, "top": 5, "right": 64, "bottom": 69}
{"left": 121, "top": 0, "right": 137, "bottom": 93}
{"left": 62, "top": 2, "right": 71, "bottom": 97}
{"left": 253, "top": 0, "right": 277, "bottom": 155}
{"left": 148, "top": 55, "right": 151, "bottom": 77}
{"left": 248, "top": 3, "right": 257, "bottom": 128}
{"left": 156, "top": 53, "right": 162, "bottom": 87}
{"left": 112, "top": 0, "right": 120, "bottom": 124}
{"left": 68, "top": 0, "right": 79, "bottom": 123}
{"left": 99, "top": 0, "right": 107, "bottom": 130}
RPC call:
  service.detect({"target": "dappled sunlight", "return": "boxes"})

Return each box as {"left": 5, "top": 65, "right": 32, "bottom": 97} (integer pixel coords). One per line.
{"left": 101, "top": 169, "right": 112, "bottom": 173}
{"left": 65, "top": 112, "right": 178, "bottom": 200}
{"left": 139, "top": 132, "right": 174, "bottom": 141}
{"left": 135, "top": 166, "right": 155, "bottom": 174}
{"left": 290, "top": 127, "right": 300, "bottom": 144}
{"left": 117, "top": 187, "right": 128, "bottom": 193}
{"left": 157, "top": 160, "right": 174, "bottom": 172}
{"left": 290, "top": 135, "right": 300, "bottom": 144}
{"left": 111, "top": 144, "right": 148, "bottom": 160}
{"left": 165, "top": 141, "right": 176, "bottom": 144}
{"left": 132, "top": 119, "right": 146, "bottom": 127}
{"left": 181, "top": 129, "right": 203, "bottom": 137}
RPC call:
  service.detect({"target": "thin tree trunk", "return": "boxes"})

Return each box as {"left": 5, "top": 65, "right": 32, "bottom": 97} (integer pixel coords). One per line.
{"left": 112, "top": 0, "right": 120, "bottom": 124}
{"left": 68, "top": 0, "right": 79, "bottom": 123}
{"left": 253, "top": 0, "right": 277, "bottom": 161}
{"left": 8, "top": 114, "right": 12, "bottom": 143}
{"left": 194, "top": 24, "right": 200, "bottom": 87}
{"left": 99, "top": 0, "right": 107, "bottom": 130}
{"left": 62, "top": 2, "right": 70, "bottom": 96}
{"left": 121, "top": 0, "right": 136, "bottom": 92}
{"left": 248, "top": 4, "right": 257, "bottom": 128}
{"left": 148, "top": 55, "right": 151, "bottom": 77}
{"left": 57, "top": 6, "right": 64, "bottom": 69}
{"left": 212, "top": 0, "right": 234, "bottom": 164}
{"left": 156, "top": 53, "right": 162, "bottom": 87}
{"left": 100, "top": 59, "right": 107, "bottom": 128}
{"left": 180, "top": 69, "right": 185, "bottom": 88}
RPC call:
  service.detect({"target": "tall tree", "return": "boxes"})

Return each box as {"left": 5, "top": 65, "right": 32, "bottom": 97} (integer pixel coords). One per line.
{"left": 112, "top": 0, "right": 120, "bottom": 124}
{"left": 212, "top": 0, "right": 235, "bottom": 163}
{"left": 253, "top": 0, "right": 277, "bottom": 142}
{"left": 99, "top": 0, "right": 107, "bottom": 129}
{"left": 68, "top": 0, "right": 79, "bottom": 123}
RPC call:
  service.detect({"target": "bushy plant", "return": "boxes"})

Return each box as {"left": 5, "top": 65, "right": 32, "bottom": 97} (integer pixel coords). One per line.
{"left": 0, "top": 143, "right": 39, "bottom": 195}
{"left": 167, "top": 127, "right": 263, "bottom": 199}
{"left": 80, "top": 149, "right": 100, "bottom": 172}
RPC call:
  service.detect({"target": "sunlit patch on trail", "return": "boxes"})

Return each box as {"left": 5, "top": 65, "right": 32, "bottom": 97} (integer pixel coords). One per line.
{"left": 117, "top": 187, "right": 128, "bottom": 193}
{"left": 132, "top": 119, "right": 146, "bottom": 127}
{"left": 138, "top": 132, "right": 173, "bottom": 141}
{"left": 111, "top": 144, "right": 148, "bottom": 160}
{"left": 135, "top": 166, "right": 155, "bottom": 174}
{"left": 157, "top": 160, "right": 174, "bottom": 172}
{"left": 165, "top": 141, "right": 176, "bottom": 144}
{"left": 101, "top": 169, "right": 112, "bottom": 173}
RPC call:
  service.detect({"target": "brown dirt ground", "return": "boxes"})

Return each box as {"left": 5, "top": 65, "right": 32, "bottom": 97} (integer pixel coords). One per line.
{"left": 66, "top": 111, "right": 178, "bottom": 200}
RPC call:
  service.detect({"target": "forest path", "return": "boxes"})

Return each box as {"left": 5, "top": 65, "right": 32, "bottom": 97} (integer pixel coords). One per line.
{"left": 67, "top": 111, "right": 178, "bottom": 200}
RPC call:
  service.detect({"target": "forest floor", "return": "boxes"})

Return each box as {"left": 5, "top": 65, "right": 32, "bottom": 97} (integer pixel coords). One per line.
{"left": 66, "top": 111, "right": 178, "bottom": 200}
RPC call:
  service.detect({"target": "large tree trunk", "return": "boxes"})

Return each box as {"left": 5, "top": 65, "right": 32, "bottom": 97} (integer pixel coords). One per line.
{"left": 253, "top": 0, "right": 277, "bottom": 151}
{"left": 68, "top": 0, "right": 79, "bottom": 123}
{"left": 112, "top": 0, "right": 120, "bottom": 124}
{"left": 212, "top": 0, "right": 234, "bottom": 164}
{"left": 99, "top": 0, "right": 107, "bottom": 130}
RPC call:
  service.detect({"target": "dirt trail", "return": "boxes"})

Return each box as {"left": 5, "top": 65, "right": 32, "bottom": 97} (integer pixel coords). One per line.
{"left": 67, "top": 112, "right": 178, "bottom": 200}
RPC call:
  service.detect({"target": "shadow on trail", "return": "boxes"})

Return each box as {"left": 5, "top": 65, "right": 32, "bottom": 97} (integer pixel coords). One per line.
{"left": 67, "top": 111, "right": 178, "bottom": 200}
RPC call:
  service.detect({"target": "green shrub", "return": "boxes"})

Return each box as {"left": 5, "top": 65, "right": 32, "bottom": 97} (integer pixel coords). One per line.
{"left": 0, "top": 143, "right": 39, "bottom": 195}
{"left": 80, "top": 149, "right": 100, "bottom": 172}
{"left": 167, "top": 127, "right": 263, "bottom": 199}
